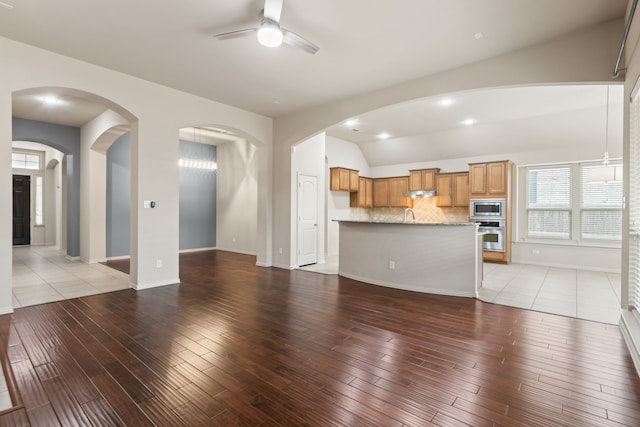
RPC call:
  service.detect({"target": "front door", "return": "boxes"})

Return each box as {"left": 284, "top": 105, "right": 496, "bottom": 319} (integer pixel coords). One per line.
{"left": 13, "top": 175, "right": 31, "bottom": 246}
{"left": 298, "top": 174, "right": 318, "bottom": 267}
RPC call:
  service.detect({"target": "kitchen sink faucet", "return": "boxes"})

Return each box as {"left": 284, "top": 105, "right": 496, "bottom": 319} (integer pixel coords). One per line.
{"left": 403, "top": 208, "right": 416, "bottom": 223}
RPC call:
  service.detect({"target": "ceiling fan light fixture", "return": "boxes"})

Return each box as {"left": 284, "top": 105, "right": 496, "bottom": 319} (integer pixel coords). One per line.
{"left": 257, "top": 22, "right": 283, "bottom": 47}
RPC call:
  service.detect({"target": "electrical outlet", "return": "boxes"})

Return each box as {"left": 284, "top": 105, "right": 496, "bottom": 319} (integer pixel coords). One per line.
{"left": 278, "top": 247, "right": 283, "bottom": 254}
{"left": 232, "top": 237, "right": 236, "bottom": 243}
{"left": 156, "top": 259, "right": 162, "bottom": 268}
{"left": 532, "top": 250, "right": 540, "bottom": 255}
{"left": 389, "top": 260, "right": 395, "bottom": 270}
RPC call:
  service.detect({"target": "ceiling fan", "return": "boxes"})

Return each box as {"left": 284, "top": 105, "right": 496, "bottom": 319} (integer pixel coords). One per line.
{"left": 214, "top": 0, "right": 319, "bottom": 55}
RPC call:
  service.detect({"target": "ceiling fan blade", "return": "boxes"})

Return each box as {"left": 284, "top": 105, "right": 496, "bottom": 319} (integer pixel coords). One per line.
{"left": 214, "top": 28, "right": 257, "bottom": 40}
{"left": 283, "top": 30, "right": 319, "bottom": 55}
{"left": 263, "top": 0, "right": 283, "bottom": 22}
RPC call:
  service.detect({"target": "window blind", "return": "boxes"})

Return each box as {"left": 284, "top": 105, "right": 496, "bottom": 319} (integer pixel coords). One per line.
{"left": 630, "top": 100, "right": 640, "bottom": 312}
{"left": 580, "top": 164, "right": 623, "bottom": 240}
{"left": 527, "top": 167, "right": 571, "bottom": 239}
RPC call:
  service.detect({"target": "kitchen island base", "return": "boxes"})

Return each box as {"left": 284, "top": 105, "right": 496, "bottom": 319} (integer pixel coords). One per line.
{"left": 338, "top": 221, "right": 479, "bottom": 297}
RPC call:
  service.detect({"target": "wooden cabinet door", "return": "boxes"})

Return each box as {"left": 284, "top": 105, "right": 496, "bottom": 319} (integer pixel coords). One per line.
{"left": 409, "top": 171, "right": 422, "bottom": 191}
{"left": 422, "top": 169, "right": 437, "bottom": 191}
{"left": 338, "top": 169, "right": 350, "bottom": 191}
{"left": 487, "top": 162, "right": 507, "bottom": 195}
{"left": 436, "top": 174, "right": 452, "bottom": 207}
{"left": 349, "top": 170, "right": 359, "bottom": 192}
{"left": 389, "top": 177, "right": 409, "bottom": 207}
{"left": 469, "top": 163, "right": 487, "bottom": 195}
{"left": 373, "top": 179, "right": 389, "bottom": 207}
{"left": 453, "top": 173, "right": 469, "bottom": 207}
{"left": 364, "top": 178, "right": 373, "bottom": 207}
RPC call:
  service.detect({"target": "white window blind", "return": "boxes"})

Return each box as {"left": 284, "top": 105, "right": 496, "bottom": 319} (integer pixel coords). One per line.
{"left": 11, "top": 152, "right": 40, "bottom": 170}
{"left": 527, "top": 167, "right": 571, "bottom": 239}
{"left": 580, "top": 164, "right": 623, "bottom": 240}
{"left": 630, "top": 100, "right": 640, "bottom": 312}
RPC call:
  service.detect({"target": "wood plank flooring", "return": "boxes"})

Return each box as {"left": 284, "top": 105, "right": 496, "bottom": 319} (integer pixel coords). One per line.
{"left": 1, "top": 250, "right": 639, "bottom": 426}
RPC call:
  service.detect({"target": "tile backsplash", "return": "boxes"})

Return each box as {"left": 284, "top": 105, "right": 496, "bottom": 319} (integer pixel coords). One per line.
{"left": 350, "top": 197, "right": 469, "bottom": 223}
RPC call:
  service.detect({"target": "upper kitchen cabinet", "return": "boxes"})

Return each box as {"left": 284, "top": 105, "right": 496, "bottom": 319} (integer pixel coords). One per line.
{"left": 454, "top": 173, "right": 469, "bottom": 207}
{"left": 373, "top": 177, "right": 412, "bottom": 207}
{"left": 469, "top": 161, "right": 511, "bottom": 198}
{"left": 408, "top": 168, "right": 440, "bottom": 191}
{"left": 330, "top": 167, "right": 359, "bottom": 192}
{"left": 350, "top": 177, "right": 373, "bottom": 208}
{"left": 436, "top": 172, "right": 469, "bottom": 207}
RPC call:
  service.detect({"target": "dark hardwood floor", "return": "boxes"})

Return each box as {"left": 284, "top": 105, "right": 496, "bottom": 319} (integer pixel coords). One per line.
{"left": 2, "top": 250, "right": 640, "bottom": 426}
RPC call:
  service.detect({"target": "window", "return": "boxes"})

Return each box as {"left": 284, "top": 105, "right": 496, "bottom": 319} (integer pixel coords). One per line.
{"left": 11, "top": 152, "right": 40, "bottom": 170}
{"left": 35, "top": 176, "right": 43, "bottom": 226}
{"left": 526, "top": 167, "right": 571, "bottom": 239}
{"left": 581, "top": 164, "right": 623, "bottom": 240}
{"left": 525, "top": 162, "right": 623, "bottom": 242}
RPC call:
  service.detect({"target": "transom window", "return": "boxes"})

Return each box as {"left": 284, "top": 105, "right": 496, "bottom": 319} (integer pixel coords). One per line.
{"left": 12, "top": 152, "right": 41, "bottom": 170}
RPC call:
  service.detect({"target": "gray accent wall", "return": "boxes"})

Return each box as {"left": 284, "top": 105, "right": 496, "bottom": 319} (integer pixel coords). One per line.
{"left": 106, "top": 136, "right": 216, "bottom": 257}
{"left": 106, "top": 133, "right": 131, "bottom": 257}
{"left": 12, "top": 117, "right": 81, "bottom": 257}
{"left": 179, "top": 140, "right": 216, "bottom": 250}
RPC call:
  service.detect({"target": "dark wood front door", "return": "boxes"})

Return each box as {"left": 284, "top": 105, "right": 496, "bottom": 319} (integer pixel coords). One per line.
{"left": 12, "top": 174, "right": 31, "bottom": 246}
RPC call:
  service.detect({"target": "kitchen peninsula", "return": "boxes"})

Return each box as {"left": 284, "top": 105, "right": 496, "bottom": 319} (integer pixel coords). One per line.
{"left": 337, "top": 220, "right": 480, "bottom": 297}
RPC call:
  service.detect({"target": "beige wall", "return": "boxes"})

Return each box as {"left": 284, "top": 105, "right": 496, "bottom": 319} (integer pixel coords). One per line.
{"left": 0, "top": 36, "right": 272, "bottom": 312}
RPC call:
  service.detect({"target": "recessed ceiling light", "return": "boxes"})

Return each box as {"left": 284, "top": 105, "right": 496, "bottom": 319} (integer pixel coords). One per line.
{"left": 344, "top": 118, "right": 358, "bottom": 127}
{"left": 438, "top": 97, "right": 454, "bottom": 106}
{"left": 0, "top": 2, "right": 14, "bottom": 10}
{"left": 377, "top": 132, "right": 391, "bottom": 140}
{"left": 474, "top": 32, "right": 484, "bottom": 40}
{"left": 462, "top": 118, "right": 477, "bottom": 126}
{"left": 40, "top": 96, "right": 63, "bottom": 105}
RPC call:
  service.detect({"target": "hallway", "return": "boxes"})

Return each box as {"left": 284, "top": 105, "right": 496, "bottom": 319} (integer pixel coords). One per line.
{"left": 11, "top": 246, "right": 130, "bottom": 308}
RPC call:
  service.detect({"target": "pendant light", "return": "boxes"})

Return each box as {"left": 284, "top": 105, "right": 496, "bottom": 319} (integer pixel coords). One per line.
{"left": 588, "top": 86, "right": 621, "bottom": 183}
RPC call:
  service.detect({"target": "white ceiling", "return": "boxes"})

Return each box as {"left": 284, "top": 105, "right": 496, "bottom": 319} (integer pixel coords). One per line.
{"left": 2, "top": 0, "right": 628, "bottom": 165}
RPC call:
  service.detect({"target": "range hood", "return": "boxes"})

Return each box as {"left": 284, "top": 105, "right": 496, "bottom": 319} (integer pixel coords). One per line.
{"left": 405, "top": 190, "right": 437, "bottom": 197}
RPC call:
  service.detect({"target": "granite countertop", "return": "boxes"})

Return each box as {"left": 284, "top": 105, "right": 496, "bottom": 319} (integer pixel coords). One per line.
{"left": 334, "top": 219, "right": 475, "bottom": 226}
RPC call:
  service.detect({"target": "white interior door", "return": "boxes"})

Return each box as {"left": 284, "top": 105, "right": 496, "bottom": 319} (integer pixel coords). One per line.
{"left": 298, "top": 174, "right": 318, "bottom": 266}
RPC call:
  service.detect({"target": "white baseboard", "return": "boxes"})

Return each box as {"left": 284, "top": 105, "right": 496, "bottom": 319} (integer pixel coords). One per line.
{"left": 106, "top": 255, "right": 131, "bottom": 261}
{"left": 620, "top": 310, "right": 640, "bottom": 378}
{"left": 132, "top": 278, "right": 180, "bottom": 290}
{"left": 0, "top": 306, "right": 14, "bottom": 315}
{"left": 272, "top": 263, "right": 295, "bottom": 270}
{"left": 256, "top": 261, "right": 272, "bottom": 267}
{"left": 179, "top": 247, "right": 216, "bottom": 254}
{"left": 215, "top": 247, "right": 257, "bottom": 256}
{"left": 65, "top": 255, "right": 81, "bottom": 261}
{"left": 510, "top": 259, "right": 620, "bottom": 273}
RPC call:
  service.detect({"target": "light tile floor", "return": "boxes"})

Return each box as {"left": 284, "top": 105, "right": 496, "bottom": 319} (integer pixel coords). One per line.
{"left": 478, "top": 262, "right": 621, "bottom": 325}
{"left": 11, "top": 246, "right": 131, "bottom": 308}
{"left": 300, "top": 257, "right": 621, "bottom": 325}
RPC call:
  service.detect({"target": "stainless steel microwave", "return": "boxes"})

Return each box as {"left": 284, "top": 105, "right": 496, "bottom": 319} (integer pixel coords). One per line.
{"left": 470, "top": 198, "right": 505, "bottom": 219}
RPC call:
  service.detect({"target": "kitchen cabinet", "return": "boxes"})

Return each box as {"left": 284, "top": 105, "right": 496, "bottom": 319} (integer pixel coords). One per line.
{"left": 350, "top": 177, "right": 373, "bottom": 208}
{"left": 389, "top": 177, "right": 410, "bottom": 207}
{"left": 373, "top": 177, "right": 411, "bottom": 207}
{"left": 453, "top": 173, "right": 469, "bottom": 207}
{"left": 436, "top": 172, "right": 469, "bottom": 207}
{"left": 436, "top": 174, "right": 453, "bottom": 207}
{"left": 468, "top": 160, "right": 510, "bottom": 198}
{"left": 330, "top": 167, "right": 359, "bottom": 192}
{"left": 373, "top": 178, "right": 389, "bottom": 207}
{"left": 408, "top": 168, "right": 440, "bottom": 191}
